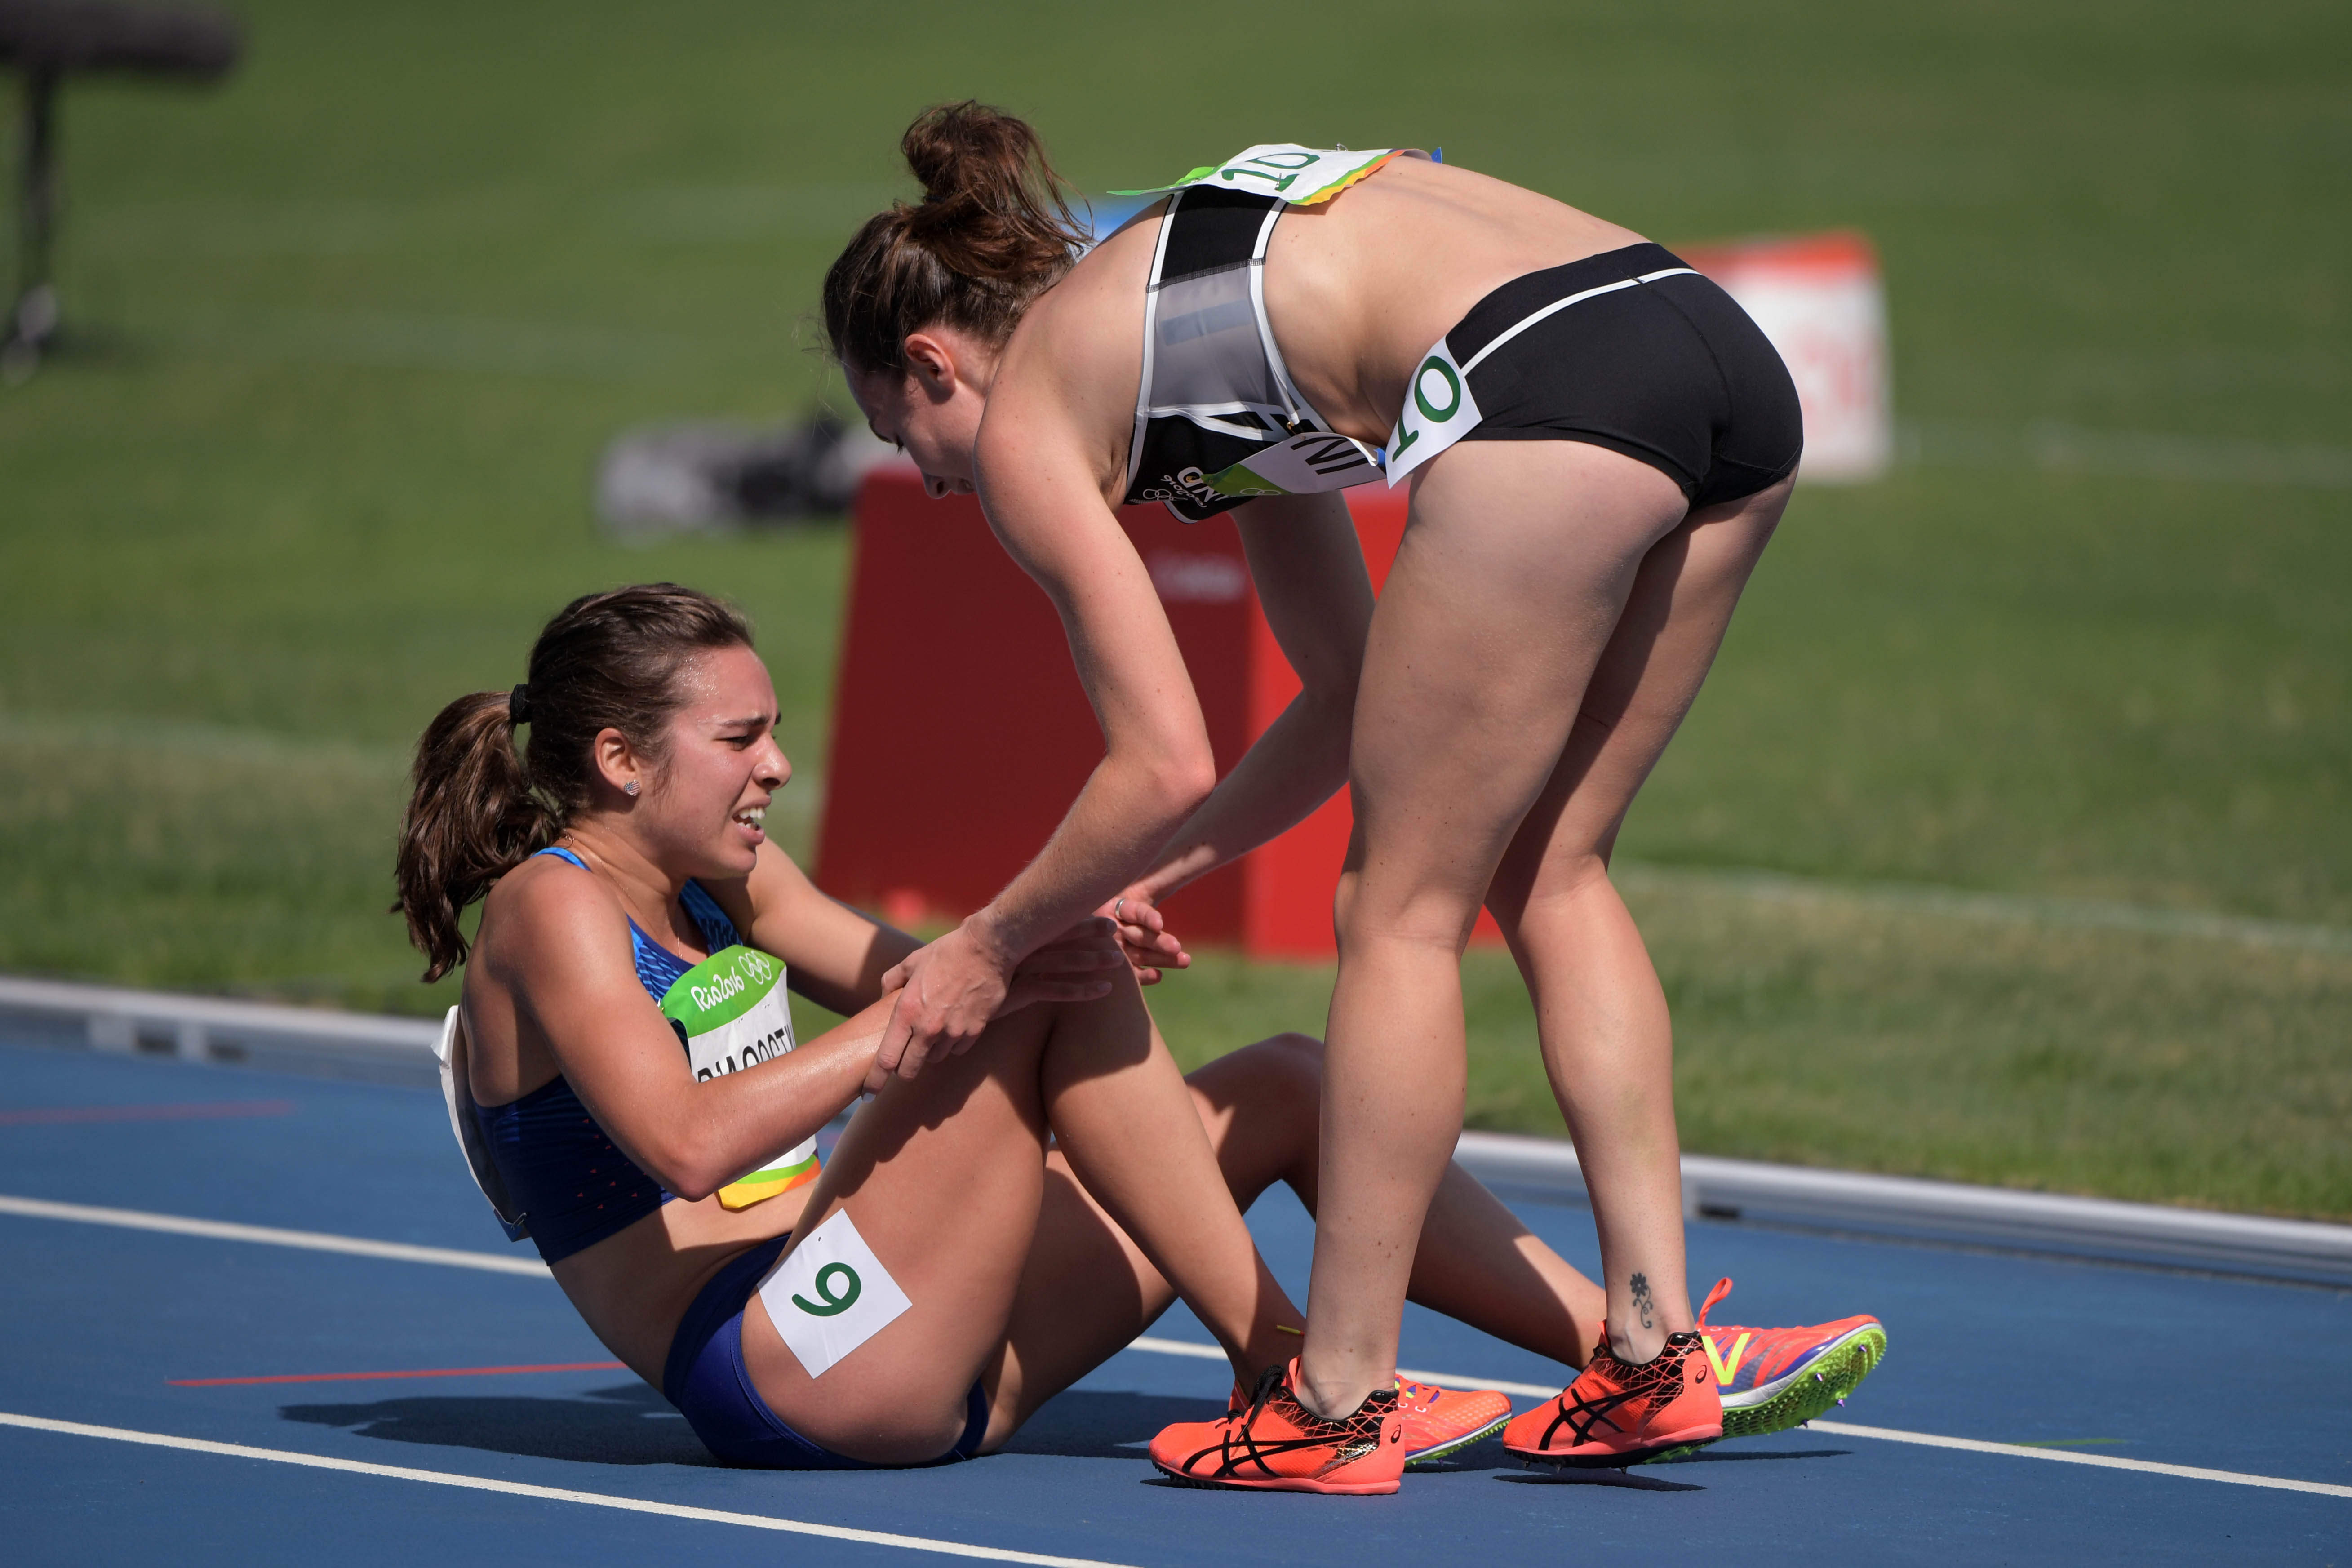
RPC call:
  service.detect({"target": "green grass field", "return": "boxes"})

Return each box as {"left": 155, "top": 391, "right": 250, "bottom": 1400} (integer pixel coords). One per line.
{"left": 2, "top": 1, "right": 2345, "bottom": 1217}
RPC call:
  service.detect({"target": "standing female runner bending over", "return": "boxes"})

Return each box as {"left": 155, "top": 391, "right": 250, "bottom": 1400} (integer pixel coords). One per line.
{"left": 823, "top": 106, "right": 1828, "bottom": 1488}
{"left": 398, "top": 583, "right": 1870, "bottom": 1475}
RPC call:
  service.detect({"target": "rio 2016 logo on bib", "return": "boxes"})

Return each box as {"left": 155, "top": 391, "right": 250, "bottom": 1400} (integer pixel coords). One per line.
{"left": 660, "top": 943, "right": 820, "bottom": 1209}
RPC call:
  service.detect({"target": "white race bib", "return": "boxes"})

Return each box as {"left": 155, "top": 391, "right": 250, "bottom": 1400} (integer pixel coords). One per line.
{"left": 756, "top": 1208, "right": 914, "bottom": 1379}
{"left": 1112, "top": 145, "right": 1420, "bottom": 207}
{"left": 1383, "top": 340, "right": 1484, "bottom": 485}
{"left": 1201, "top": 428, "right": 1384, "bottom": 497}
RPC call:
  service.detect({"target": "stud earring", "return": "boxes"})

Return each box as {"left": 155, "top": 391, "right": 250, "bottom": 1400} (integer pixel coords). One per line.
{"left": 623, "top": 780, "right": 640, "bottom": 797}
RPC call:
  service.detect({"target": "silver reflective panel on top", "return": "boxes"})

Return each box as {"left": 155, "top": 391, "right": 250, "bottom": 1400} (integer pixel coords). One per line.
{"left": 1147, "top": 262, "right": 1287, "bottom": 433}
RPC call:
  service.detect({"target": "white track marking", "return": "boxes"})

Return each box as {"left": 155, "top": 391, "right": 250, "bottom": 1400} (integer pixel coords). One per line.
{"left": 1124, "top": 1337, "right": 1224, "bottom": 1362}
{"left": 10, "top": 1200, "right": 2342, "bottom": 1501}
{"left": 0, "top": 1194, "right": 550, "bottom": 1277}
{"left": 0, "top": 1413, "right": 1140, "bottom": 1567}
{"left": 1120, "top": 1341, "right": 2350, "bottom": 1498}
{"left": 1807, "top": 1420, "right": 2352, "bottom": 1499}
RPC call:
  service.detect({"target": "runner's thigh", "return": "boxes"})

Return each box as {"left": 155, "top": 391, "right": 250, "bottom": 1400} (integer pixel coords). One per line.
{"left": 736, "top": 997, "right": 1068, "bottom": 1461}
{"left": 1488, "top": 476, "right": 1792, "bottom": 914}
{"left": 1345, "top": 440, "right": 1690, "bottom": 935}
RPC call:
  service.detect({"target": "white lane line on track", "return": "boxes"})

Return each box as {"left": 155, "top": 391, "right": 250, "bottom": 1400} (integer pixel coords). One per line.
{"left": 1123, "top": 1342, "right": 2352, "bottom": 1499}
{"left": 0, "top": 1413, "right": 1140, "bottom": 1567}
{"left": 1123, "top": 1337, "right": 1223, "bottom": 1362}
{"left": 11, "top": 1198, "right": 2344, "bottom": 1501}
{"left": 1806, "top": 1420, "right": 2352, "bottom": 1499}
{"left": 0, "top": 1194, "right": 551, "bottom": 1277}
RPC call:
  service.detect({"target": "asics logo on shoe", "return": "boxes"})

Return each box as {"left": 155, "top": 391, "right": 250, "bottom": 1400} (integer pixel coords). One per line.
{"left": 1538, "top": 1384, "right": 1644, "bottom": 1448}
{"left": 1176, "top": 1419, "right": 1386, "bottom": 1481}
{"left": 1173, "top": 1369, "right": 1396, "bottom": 1482}
{"left": 1151, "top": 1359, "right": 1406, "bottom": 1493}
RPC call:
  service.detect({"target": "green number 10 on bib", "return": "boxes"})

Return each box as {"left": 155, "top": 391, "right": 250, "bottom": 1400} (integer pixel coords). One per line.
{"left": 660, "top": 945, "right": 820, "bottom": 1210}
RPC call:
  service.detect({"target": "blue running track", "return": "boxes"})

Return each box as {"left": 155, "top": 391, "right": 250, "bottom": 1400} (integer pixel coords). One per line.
{"left": 0, "top": 1029, "right": 2345, "bottom": 1565}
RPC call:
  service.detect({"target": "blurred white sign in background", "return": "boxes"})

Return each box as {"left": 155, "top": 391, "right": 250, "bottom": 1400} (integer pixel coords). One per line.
{"left": 1684, "top": 231, "right": 1893, "bottom": 483}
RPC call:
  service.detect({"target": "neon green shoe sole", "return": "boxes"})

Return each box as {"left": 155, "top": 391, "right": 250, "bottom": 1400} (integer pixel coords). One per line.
{"left": 1719, "top": 1324, "right": 1888, "bottom": 1439}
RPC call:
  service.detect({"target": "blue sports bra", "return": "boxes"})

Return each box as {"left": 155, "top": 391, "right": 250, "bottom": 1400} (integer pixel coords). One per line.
{"left": 472, "top": 846, "right": 745, "bottom": 1265}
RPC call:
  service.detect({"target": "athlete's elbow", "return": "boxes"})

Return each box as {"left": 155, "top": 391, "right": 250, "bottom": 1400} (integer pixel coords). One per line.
{"left": 1107, "top": 737, "right": 1215, "bottom": 826}
{"left": 1152, "top": 749, "right": 1218, "bottom": 819}
{"left": 668, "top": 1164, "right": 725, "bottom": 1204}
{"left": 639, "top": 1134, "right": 723, "bottom": 1203}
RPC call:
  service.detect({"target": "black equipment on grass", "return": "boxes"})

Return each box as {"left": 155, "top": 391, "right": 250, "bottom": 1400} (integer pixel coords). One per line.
{"left": 0, "top": 0, "right": 239, "bottom": 378}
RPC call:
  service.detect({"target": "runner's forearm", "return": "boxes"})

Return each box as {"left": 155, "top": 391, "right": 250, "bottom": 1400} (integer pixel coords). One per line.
{"left": 971, "top": 743, "right": 1215, "bottom": 967}
{"left": 634, "top": 1004, "right": 888, "bottom": 1201}
{"left": 1130, "top": 685, "right": 1354, "bottom": 903}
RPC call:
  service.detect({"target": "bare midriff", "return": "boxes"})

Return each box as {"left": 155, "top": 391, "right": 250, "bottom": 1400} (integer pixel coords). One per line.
{"left": 544, "top": 1187, "right": 812, "bottom": 1387}
{"left": 1017, "top": 155, "right": 1648, "bottom": 501}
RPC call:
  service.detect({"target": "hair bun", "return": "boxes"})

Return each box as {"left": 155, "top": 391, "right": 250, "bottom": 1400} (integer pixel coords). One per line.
{"left": 823, "top": 104, "right": 1083, "bottom": 373}
{"left": 903, "top": 100, "right": 1010, "bottom": 207}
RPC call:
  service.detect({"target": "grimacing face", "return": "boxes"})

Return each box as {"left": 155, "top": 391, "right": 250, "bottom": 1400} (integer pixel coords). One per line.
{"left": 633, "top": 644, "right": 790, "bottom": 880}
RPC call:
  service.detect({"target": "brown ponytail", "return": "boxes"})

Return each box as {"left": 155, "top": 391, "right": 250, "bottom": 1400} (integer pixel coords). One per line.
{"left": 823, "top": 102, "right": 1087, "bottom": 374}
{"left": 394, "top": 584, "right": 756, "bottom": 981}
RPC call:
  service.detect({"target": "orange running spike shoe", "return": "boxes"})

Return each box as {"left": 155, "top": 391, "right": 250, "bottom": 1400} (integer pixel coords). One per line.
{"left": 1153, "top": 1359, "right": 1405, "bottom": 1493}
{"left": 1394, "top": 1375, "right": 1511, "bottom": 1465}
{"left": 1695, "top": 1278, "right": 1888, "bottom": 1439}
{"left": 1502, "top": 1327, "right": 1722, "bottom": 1468}
{"left": 1223, "top": 1373, "right": 1510, "bottom": 1467}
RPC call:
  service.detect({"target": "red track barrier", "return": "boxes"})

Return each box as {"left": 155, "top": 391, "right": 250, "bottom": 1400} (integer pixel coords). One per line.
{"left": 815, "top": 466, "right": 1504, "bottom": 960}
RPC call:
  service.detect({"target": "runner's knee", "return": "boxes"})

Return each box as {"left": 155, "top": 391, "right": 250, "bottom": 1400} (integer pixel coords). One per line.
{"left": 1249, "top": 1032, "right": 1327, "bottom": 1106}
{"left": 1190, "top": 1032, "right": 1324, "bottom": 1115}
{"left": 1489, "top": 852, "right": 1615, "bottom": 941}
{"left": 1335, "top": 885, "right": 1486, "bottom": 954}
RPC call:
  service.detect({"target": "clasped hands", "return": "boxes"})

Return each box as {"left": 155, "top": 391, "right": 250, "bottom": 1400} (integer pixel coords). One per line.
{"left": 865, "top": 890, "right": 1192, "bottom": 1091}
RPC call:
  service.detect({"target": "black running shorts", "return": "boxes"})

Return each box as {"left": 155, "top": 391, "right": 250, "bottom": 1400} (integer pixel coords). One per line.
{"left": 1452, "top": 243, "right": 1803, "bottom": 509}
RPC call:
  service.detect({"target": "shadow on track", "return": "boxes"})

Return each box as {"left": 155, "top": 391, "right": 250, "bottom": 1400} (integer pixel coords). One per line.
{"left": 1496, "top": 1467, "right": 1707, "bottom": 1493}
{"left": 278, "top": 1385, "right": 1229, "bottom": 1468}
{"left": 1494, "top": 1443, "right": 1852, "bottom": 1492}
{"left": 994, "top": 1391, "right": 1223, "bottom": 1460}
{"left": 280, "top": 1381, "right": 713, "bottom": 1466}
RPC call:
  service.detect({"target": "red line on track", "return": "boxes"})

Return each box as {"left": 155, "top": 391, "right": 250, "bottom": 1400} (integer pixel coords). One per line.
{"left": 169, "top": 1361, "right": 628, "bottom": 1387}
{"left": 0, "top": 1101, "right": 297, "bottom": 1125}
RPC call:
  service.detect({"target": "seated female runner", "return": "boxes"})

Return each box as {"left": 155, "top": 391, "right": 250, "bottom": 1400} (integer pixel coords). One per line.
{"left": 393, "top": 582, "right": 1880, "bottom": 1477}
